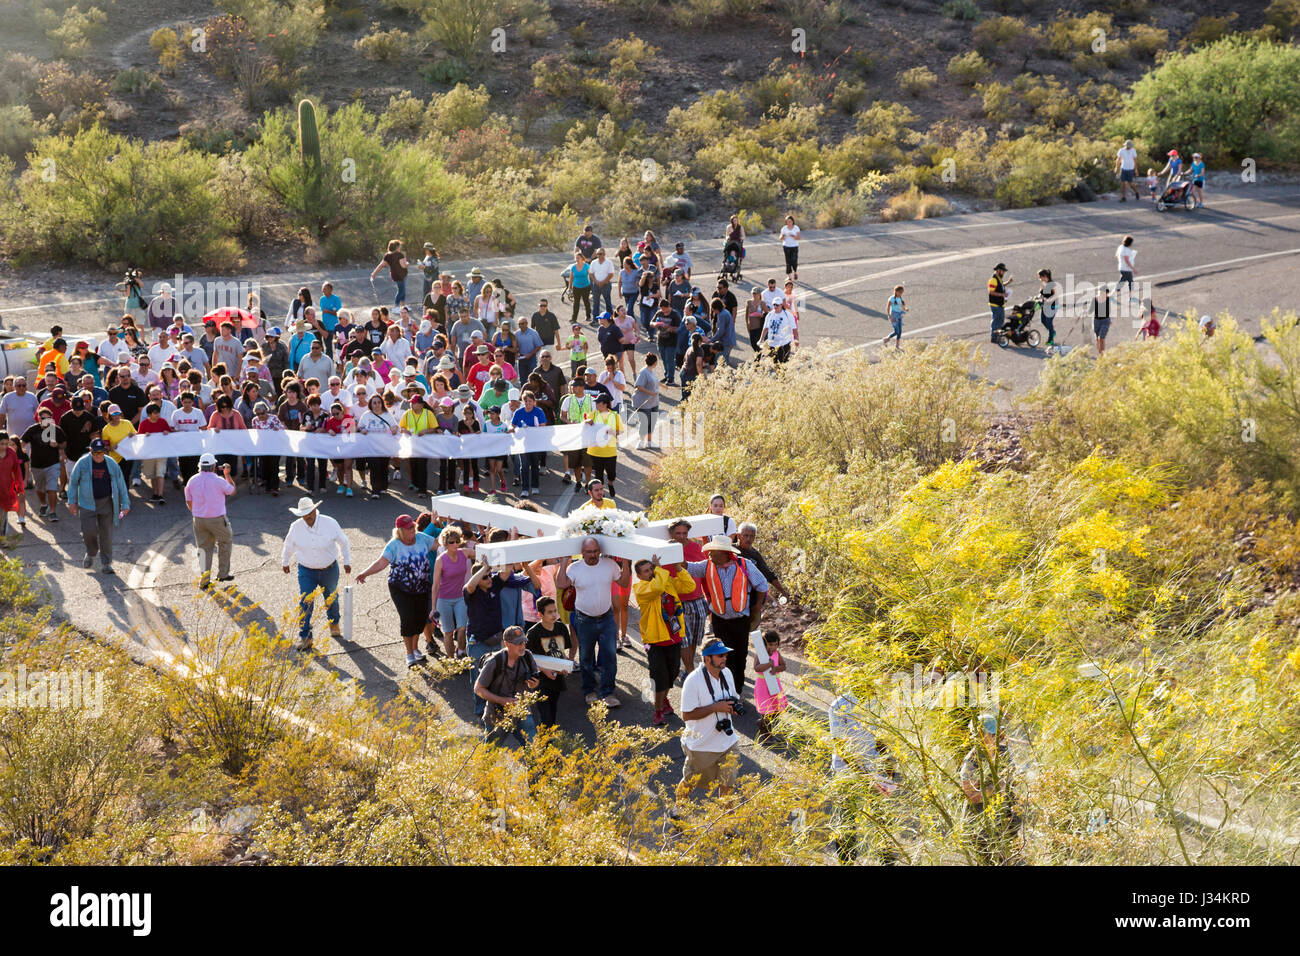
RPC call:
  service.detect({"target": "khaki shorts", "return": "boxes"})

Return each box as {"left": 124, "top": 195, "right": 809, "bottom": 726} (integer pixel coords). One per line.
{"left": 140, "top": 457, "right": 166, "bottom": 481}
{"left": 682, "top": 746, "right": 738, "bottom": 790}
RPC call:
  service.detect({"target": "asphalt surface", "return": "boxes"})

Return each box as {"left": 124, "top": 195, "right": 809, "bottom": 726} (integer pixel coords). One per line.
{"left": 4, "top": 179, "right": 1298, "bottom": 773}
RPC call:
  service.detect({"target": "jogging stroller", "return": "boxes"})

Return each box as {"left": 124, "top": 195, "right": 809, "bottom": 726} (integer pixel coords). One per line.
{"left": 995, "top": 299, "right": 1041, "bottom": 348}
{"left": 1156, "top": 176, "right": 1194, "bottom": 212}
{"left": 719, "top": 240, "right": 744, "bottom": 282}
{"left": 560, "top": 270, "right": 574, "bottom": 305}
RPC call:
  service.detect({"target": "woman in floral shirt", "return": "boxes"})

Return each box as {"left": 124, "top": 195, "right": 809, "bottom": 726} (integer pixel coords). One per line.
{"left": 249, "top": 400, "right": 284, "bottom": 495}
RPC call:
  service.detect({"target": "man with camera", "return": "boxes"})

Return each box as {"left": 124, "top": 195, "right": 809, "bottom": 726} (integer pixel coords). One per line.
{"left": 679, "top": 638, "right": 744, "bottom": 795}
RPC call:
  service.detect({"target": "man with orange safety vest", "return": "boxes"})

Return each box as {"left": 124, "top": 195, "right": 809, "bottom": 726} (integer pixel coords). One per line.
{"left": 685, "top": 534, "right": 768, "bottom": 697}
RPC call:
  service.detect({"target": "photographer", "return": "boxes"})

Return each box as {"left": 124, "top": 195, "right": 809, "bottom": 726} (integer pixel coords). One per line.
{"left": 679, "top": 639, "right": 743, "bottom": 795}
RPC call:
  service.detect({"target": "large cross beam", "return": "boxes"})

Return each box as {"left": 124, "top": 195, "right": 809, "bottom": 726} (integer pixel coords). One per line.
{"left": 430, "top": 494, "right": 726, "bottom": 565}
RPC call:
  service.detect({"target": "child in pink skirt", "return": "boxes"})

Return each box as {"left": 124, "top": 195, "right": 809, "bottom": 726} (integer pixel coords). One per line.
{"left": 752, "top": 630, "right": 788, "bottom": 741}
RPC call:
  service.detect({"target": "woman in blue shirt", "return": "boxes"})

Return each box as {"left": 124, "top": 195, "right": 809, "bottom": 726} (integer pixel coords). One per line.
{"left": 1189, "top": 152, "right": 1206, "bottom": 208}
{"left": 356, "top": 514, "right": 438, "bottom": 668}
{"left": 510, "top": 390, "right": 548, "bottom": 496}
{"left": 565, "top": 253, "right": 592, "bottom": 325}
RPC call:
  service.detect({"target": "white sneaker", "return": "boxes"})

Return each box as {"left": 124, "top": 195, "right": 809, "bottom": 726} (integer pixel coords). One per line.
{"left": 520, "top": 489, "right": 530, "bottom": 498}
{"left": 412, "top": 648, "right": 427, "bottom": 663}
{"left": 405, "top": 652, "right": 416, "bottom": 667}
{"left": 602, "top": 694, "right": 622, "bottom": 708}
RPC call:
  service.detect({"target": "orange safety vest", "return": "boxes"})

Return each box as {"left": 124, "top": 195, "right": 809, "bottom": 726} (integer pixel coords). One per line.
{"left": 703, "top": 557, "right": 749, "bottom": 617}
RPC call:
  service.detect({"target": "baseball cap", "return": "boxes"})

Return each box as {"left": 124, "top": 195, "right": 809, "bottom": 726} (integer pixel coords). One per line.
{"left": 504, "top": 626, "right": 526, "bottom": 645}
{"left": 507, "top": 389, "right": 520, "bottom": 401}
{"left": 994, "top": 262, "right": 1007, "bottom": 271}
{"left": 701, "top": 639, "right": 730, "bottom": 657}
{"left": 106, "top": 404, "right": 122, "bottom": 416}
{"left": 267, "top": 326, "right": 282, "bottom": 338}
{"left": 199, "top": 453, "right": 218, "bottom": 466}
{"left": 395, "top": 514, "right": 416, "bottom": 529}
{"left": 89, "top": 438, "right": 107, "bottom": 452}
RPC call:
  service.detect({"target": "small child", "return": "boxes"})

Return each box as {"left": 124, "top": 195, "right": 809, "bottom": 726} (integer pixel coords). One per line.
{"left": 483, "top": 405, "right": 510, "bottom": 493}
{"left": 884, "top": 284, "right": 907, "bottom": 349}
{"left": 0, "top": 432, "right": 26, "bottom": 536}
{"left": 1146, "top": 168, "right": 1159, "bottom": 202}
{"left": 565, "top": 323, "right": 589, "bottom": 379}
{"left": 1137, "top": 300, "right": 1161, "bottom": 340}
{"left": 752, "top": 629, "right": 789, "bottom": 741}
{"left": 136, "top": 401, "right": 174, "bottom": 504}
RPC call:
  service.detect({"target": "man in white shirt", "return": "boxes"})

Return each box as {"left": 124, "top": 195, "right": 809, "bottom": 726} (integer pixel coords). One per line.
{"left": 380, "top": 324, "right": 413, "bottom": 370}
{"left": 130, "top": 355, "right": 160, "bottom": 391}
{"left": 1115, "top": 235, "right": 1137, "bottom": 301}
{"left": 761, "top": 278, "right": 784, "bottom": 311}
{"left": 680, "top": 639, "right": 742, "bottom": 795}
{"left": 148, "top": 329, "right": 179, "bottom": 369}
{"left": 588, "top": 247, "right": 618, "bottom": 317}
{"left": 1114, "top": 139, "right": 1140, "bottom": 202}
{"left": 97, "top": 325, "right": 130, "bottom": 367}
{"left": 324, "top": 376, "right": 354, "bottom": 411}
{"left": 759, "top": 303, "right": 797, "bottom": 363}
{"left": 555, "top": 538, "right": 630, "bottom": 708}
{"left": 280, "top": 496, "right": 353, "bottom": 650}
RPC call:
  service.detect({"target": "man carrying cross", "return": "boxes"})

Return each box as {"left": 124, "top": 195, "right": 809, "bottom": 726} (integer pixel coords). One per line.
{"left": 555, "top": 536, "right": 631, "bottom": 709}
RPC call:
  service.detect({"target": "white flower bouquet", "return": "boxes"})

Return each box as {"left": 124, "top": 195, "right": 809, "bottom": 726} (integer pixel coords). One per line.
{"left": 560, "top": 506, "right": 649, "bottom": 540}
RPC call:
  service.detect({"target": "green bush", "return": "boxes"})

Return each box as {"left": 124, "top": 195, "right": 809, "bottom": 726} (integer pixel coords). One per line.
{"left": 391, "top": 0, "right": 507, "bottom": 66}
{"left": 774, "top": 141, "right": 821, "bottom": 189}
{"left": 41, "top": 4, "right": 108, "bottom": 60}
{"left": 1125, "top": 23, "right": 1169, "bottom": 59}
{"left": 941, "top": 0, "right": 979, "bottom": 20}
{"left": 0, "top": 106, "right": 41, "bottom": 159}
{"left": 1182, "top": 14, "right": 1236, "bottom": 48}
{"left": 1110, "top": 36, "right": 1300, "bottom": 164}
{"left": 1048, "top": 13, "right": 1111, "bottom": 59}
{"left": 2, "top": 126, "right": 241, "bottom": 269}
{"left": 974, "top": 15, "right": 1025, "bottom": 55}
{"left": 668, "top": 0, "right": 725, "bottom": 28}
{"left": 899, "top": 66, "right": 937, "bottom": 96}
{"left": 149, "top": 27, "right": 185, "bottom": 75}
{"left": 1264, "top": 0, "right": 1300, "bottom": 39}
{"left": 112, "top": 68, "right": 163, "bottom": 96}
{"left": 831, "top": 79, "right": 869, "bottom": 114}
{"left": 947, "top": 50, "right": 992, "bottom": 85}
{"left": 978, "top": 81, "right": 1019, "bottom": 123}
{"left": 216, "top": 0, "right": 326, "bottom": 65}
{"left": 882, "top": 185, "right": 950, "bottom": 220}
{"left": 986, "top": 135, "right": 1078, "bottom": 205}
{"left": 603, "top": 34, "right": 658, "bottom": 81}
{"left": 510, "top": 0, "right": 557, "bottom": 45}
{"left": 718, "top": 160, "right": 781, "bottom": 212}
{"left": 354, "top": 27, "right": 411, "bottom": 62}
{"left": 34, "top": 62, "right": 107, "bottom": 129}
{"left": 602, "top": 155, "right": 691, "bottom": 233}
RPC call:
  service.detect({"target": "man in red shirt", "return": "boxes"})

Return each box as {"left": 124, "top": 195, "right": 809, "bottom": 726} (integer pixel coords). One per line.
{"left": 38, "top": 386, "right": 72, "bottom": 425}
{"left": 669, "top": 518, "right": 709, "bottom": 674}
{"left": 465, "top": 344, "right": 495, "bottom": 399}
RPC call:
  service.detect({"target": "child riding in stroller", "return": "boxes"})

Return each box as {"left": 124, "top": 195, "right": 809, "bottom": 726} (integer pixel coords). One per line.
{"left": 995, "top": 298, "right": 1041, "bottom": 348}
{"left": 721, "top": 214, "right": 746, "bottom": 282}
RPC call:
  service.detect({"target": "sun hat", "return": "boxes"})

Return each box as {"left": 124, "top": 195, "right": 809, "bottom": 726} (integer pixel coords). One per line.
{"left": 439, "top": 396, "right": 455, "bottom": 407}
{"left": 475, "top": 344, "right": 490, "bottom": 354}
{"left": 424, "top": 242, "right": 435, "bottom": 250}
{"left": 701, "top": 534, "right": 739, "bottom": 554}
{"left": 507, "top": 388, "right": 521, "bottom": 401}
{"left": 437, "top": 355, "right": 456, "bottom": 370}
{"left": 289, "top": 496, "right": 321, "bottom": 517}
{"left": 469, "top": 267, "right": 483, "bottom": 278}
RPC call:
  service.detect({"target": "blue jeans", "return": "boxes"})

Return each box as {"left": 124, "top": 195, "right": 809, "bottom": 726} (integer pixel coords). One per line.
{"left": 519, "top": 451, "right": 543, "bottom": 489}
{"left": 393, "top": 277, "right": 407, "bottom": 307}
{"left": 658, "top": 344, "right": 677, "bottom": 383}
{"left": 989, "top": 305, "right": 1005, "bottom": 336}
{"left": 297, "top": 561, "right": 340, "bottom": 642}
{"left": 488, "top": 713, "right": 536, "bottom": 746}
{"left": 518, "top": 356, "right": 537, "bottom": 381}
{"left": 573, "top": 609, "right": 617, "bottom": 698}
{"left": 623, "top": 293, "right": 638, "bottom": 316}
{"left": 638, "top": 303, "right": 656, "bottom": 333}
{"left": 593, "top": 284, "right": 613, "bottom": 315}
{"left": 467, "top": 636, "right": 498, "bottom": 718}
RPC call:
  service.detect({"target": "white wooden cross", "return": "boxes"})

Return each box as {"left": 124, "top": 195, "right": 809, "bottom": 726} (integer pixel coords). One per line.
{"left": 430, "top": 493, "right": 725, "bottom": 566}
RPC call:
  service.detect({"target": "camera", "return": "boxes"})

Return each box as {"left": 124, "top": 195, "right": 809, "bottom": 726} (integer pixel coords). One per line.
{"left": 714, "top": 696, "right": 746, "bottom": 735}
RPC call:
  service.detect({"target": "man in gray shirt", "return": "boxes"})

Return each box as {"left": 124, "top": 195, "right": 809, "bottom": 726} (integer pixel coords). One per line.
{"left": 0, "top": 377, "right": 39, "bottom": 439}
{"left": 296, "top": 338, "right": 335, "bottom": 383}
{"left": 450, "top": 314, "right": 487, "bottom": 362}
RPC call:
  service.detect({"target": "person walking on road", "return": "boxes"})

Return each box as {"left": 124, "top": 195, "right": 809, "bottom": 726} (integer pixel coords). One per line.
{"left": 185, "top": 452, "right": 236, "bottom": 589}
{"left": 883, "top": 285, "right": 907, "bottom": 349}
{"left": 1114, "top": 139, "right": 1140, "bottom": 202}
{"left": 281, "top": 496, "right": 353, "bottom": 651}
{"left": 1115, "top": 235, "right": 1137, "bottom": 301}
{"left": 1092, "top": 282, "right": 1114, "bottom": 355}
{"left": 67, "top": 438, "right": 129, "bottom": 573}
{"left": 780, "top": 215, "right": 802, "bottom": 281}
{"left": 988, "top": 263, "right": 1011, "bottom": 343}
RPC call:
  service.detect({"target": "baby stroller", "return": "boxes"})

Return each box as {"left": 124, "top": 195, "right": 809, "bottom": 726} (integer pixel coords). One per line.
{"left": 1156, "top": 176, "right": 1194, "bottom": 212}
{"left": 560, "top": 270, "right": 574, "bottom": 305}
{"left": 719, "top": 240, "right": 744, "bottom": 282}
{"left": 995, "top": 299, "right": 1041, "bottom": 348}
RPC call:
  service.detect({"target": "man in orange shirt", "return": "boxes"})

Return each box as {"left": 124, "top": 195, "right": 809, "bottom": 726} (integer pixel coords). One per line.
{"left": 37, "top": 338, "right": 70, "bottom": 380}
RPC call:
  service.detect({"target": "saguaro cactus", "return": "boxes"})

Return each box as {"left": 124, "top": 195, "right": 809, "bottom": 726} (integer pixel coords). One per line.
{"left": 298, "top": 98, "right": 324, "bottom": 234}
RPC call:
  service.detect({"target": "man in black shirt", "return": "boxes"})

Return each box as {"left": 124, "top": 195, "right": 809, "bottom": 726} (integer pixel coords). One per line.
{"left": 651, "top": 301, "right": 682, "bottom": 386}
{"left": 340, "top": 324, "right": 375, "bottom": 364}
{"left": 107, "top": 371, "right": 147, "bottom": 425}
{"left": 574, "top": 225, "right": 601, "bottom": 260}
{"left": 22, "top": 407, "right": 66, "bottom": 519}
{"left": 581, "top": 366, "right": 613, "bottom": 407}
{"left": 534, "top": 350, "right": 567, "bottom": 423}
{"left": 531, "top": 299, "right": 560, "bottom": 349}
{"left": 714, "top": 278, "right": 738, "bottom": 319}
{"left": 58, "top": 392, "right": 101, "bottom": 469}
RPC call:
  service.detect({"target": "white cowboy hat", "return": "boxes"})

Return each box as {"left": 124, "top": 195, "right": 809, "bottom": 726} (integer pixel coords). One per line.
{"left": 289, "top": 496, "right": 322, "bottom": 517}
{"left": 701, "top": 534, "right": 739, "bottom": 554}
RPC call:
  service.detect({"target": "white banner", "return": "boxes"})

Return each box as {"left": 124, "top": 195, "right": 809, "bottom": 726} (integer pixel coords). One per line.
{"left": 115, "top": 423, "right": 612, "bottom": 460}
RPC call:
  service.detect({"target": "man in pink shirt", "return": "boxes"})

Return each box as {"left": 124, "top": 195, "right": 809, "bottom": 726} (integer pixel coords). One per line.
{"left": 184, "top": 452, "right": 237, "bottom": 589}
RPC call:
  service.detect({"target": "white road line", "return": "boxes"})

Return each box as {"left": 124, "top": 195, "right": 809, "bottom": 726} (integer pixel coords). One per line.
{"left": 829, "top": 243, "right": 1300, "bottom": 355}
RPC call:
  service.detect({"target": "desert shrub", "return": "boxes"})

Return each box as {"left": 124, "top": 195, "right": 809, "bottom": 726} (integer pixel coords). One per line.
{"left": 602, "top": 155, "right": 691, "bottom": 233}
{"left": 532, "top": 54, "right": 582, "bottom": 99}
{"left": 831, "top": 79, "right": 869, "bottom": 114}
{"left": 778, "top": 0, "right": 845, "bottom": 34}
{"left": 33, "top": 62, "right": 106, "bottom": 131}
{"left": 376, "top": 91, "right": 427, "bottom": 139}
{"left": 354, "top": 26, "right": 411, "bottom": 61}
{"left": 216, "top": 0, "right": 326, "bottom": 65}
{"left": 718, "top": 159, "right": 781, "bottom": 212}
{"left": 390, "top": 0, "right": 509, "bottom": 66}
{"left": 667, "top": 0, "right": 725, "bottom": 28}
{"left": 898, "top": 66, "right": 937, "bottom": 96}
{"left": 3, "top": 126, "right": 241, "bottom": 268}
{"left": 856, "top": 100, "right": 921, "bottom": 140}
{"left": 882, "top": 185, "right": 950, "bottom": 220}
{"left": 40, "top": 4, "right": 108, "bottom": 60}
{"left": 602, "top": 34, "right": 657, "bottom": 80}
{"left": 211, "top": 152, "right": 284, "bottom": 237}
{"left": 791, "top": 171, "right": 884, "bottom": 228}
{"left": 0, "top": 106, "right": 41, "bottom": 159}
{"left": 663, "top": 90, "right": 745, "bottom": 151}
{"left": 1182, "top": 14, "right": 1236, "bottom": 48}
{"left": 426, "top": 83, "right": 494, "bottom": 138}
{"left": 1264, "top": 0, "right": 1300, "bottom": 39}
{"left": 439, "top": 123, "right": 531, "bottom": 177}
{"left": 1048, "top": 12, "right": 1112, "bottom": 58}
{"left": 201, "top": 15, "right": 255, "bottom": 79}
{"left": 149, "top": 27, "right": 185, "bottom": 75}
{"left": 774, "top": 141, "right": 822, "bottom": 190}
{"left": 0, "top": 53, "right": 41, "bottom": 108}
{"left": 947, "top": 50, "right": 991, "bottom": 85}
{"left": 112, "top": 68, "right": 162, "bottom": 96}
{"left": 1110, "top": 37, "right": 1300, "bottom": 164}
{"left": 749, "top": 70, "right": 808, "bottom": 115}
{"left": 1125, "top": 23, "right": 1169, "bottom": 59}
{"left": 978, "top": 80, "right": 1019, "bottom": 122}
{"left": 509, "top": 0, "right": 556, "bottom": 44}
{"left": 985, "top": 134, "right": 1078, "bottom": 205}
{"left": 469, "top": 167, "right": 578, "bottom": 251}
{"left": 941, "top": 0, "right": 979, "bottom": 19}
{"left": 974, "top": 14, "right": 1025, "bottom": 55}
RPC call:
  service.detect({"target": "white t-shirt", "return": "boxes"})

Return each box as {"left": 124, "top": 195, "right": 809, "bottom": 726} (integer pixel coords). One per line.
{"left": 97, "top": 337, "right": 130, "bottom": 366}
{"left": 148, "top": 344, "right": 179, "bottom": 369}
{"left": 780, "top": 224, "right": 801, "bottom": 247}
{"left": 564, "top": 556, "right": 621, "bottom": 617}
{"left": 681, "top": 665, "right": 741, "bottom": 754}
{"left": 1117, "top": 243, "right": 1136, "bottom": 272}
{"left": 761, "top": 288, "right": 784, "bottom": 310}
{"left": 324, "top": 387, "right": 354, "bottom": 410}
{"left": 598, "top": 369, "right": 626, "bottom": 402}
{"left": 588, "top": 258, "right": 617, "bottom": 284}
{"left": 170, "top": 406, "right": 206, "bottom": 431}
{"left": 381, "top": 337, "right": 413, "bottom": 369}
{"left": 1117, "top": 146, "right": 1138, "bottom": 172}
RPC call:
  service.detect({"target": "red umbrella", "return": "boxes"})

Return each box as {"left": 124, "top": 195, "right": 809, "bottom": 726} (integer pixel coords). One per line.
{"left": 203, "top": 307, "right": 260, "bottom": 330}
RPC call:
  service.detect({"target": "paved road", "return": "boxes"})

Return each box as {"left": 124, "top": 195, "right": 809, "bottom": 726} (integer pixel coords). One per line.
{"left": 4, "top": 179, "right": 1298, "bottom": 777}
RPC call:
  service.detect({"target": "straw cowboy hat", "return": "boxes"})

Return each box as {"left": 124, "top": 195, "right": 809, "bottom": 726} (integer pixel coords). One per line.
{"left": 289, "top": 496, "right": 322, "bottom": 517}
{"left": 701, "top": 534, "right": 739, "bottom": 554}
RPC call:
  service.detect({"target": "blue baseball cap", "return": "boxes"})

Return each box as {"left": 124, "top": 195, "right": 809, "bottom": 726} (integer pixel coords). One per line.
{"left": 89, "top": 438, "right": 107, "bottom": 451}
{"left": 267, "top": 326, "right": 283, "bottom": 338}
{"left": 701, "top": 640, "right": 730, "bottom": 657}
{"left": 596, "top": 311, "right": 612, "bottom": 322}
